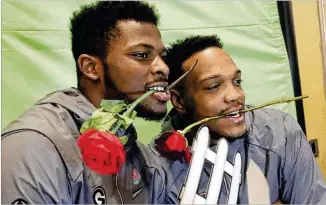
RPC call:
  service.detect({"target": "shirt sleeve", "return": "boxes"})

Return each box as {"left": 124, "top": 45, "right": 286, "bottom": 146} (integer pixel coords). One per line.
{"left": 1, "top": 131, "right": 72, "bottom": 204}
{"left": 281, "top": 114, "right": 326, "bottom": 204}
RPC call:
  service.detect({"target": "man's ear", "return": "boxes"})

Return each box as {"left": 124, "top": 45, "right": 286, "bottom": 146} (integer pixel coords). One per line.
{"left": 170, "top": 88, "right": 186, "bottom": 114}
{"left": 77, "top": 54, "right": 102, "bottom": 81}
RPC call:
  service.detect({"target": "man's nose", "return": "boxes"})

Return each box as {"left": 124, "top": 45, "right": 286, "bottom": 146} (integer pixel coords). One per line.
{"left": 150, "top": 56, "right": 169, "bottom": 78}
{"left": 224, "top": 84, "right": 241, "bottom": 103}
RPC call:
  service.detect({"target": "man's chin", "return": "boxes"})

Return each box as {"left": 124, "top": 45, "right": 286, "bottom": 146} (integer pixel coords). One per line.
{"left": 134, "top": 105, "right": 167, "bottom": 122}
{"left": 221, "top": 129, "right": 246, "bottom": 139}
{"left": 210, "top": 126, "right": 247, "bottom": 140}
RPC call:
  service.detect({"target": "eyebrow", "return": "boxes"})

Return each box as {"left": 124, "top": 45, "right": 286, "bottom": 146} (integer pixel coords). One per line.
{"left": 198, "top": 69, "right": 242, "bottom": 84}
{"left": 129, "top": 43, "right": 167, "bottom": 53}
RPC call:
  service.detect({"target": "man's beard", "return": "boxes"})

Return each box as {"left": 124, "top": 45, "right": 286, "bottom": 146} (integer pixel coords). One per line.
{"left": 134, "top": 104, "right": 166, "bottom": 122}
{"left": 103, "top": 64, "right": 166, "bottom": 122}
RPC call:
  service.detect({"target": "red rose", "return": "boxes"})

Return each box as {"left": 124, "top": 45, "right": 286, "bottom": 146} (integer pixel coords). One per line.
{"left": 155, "top": 130, "right": 192, "bottom": 164}
{"left": 77, "top": 129, "right": 125, "bottom": 175}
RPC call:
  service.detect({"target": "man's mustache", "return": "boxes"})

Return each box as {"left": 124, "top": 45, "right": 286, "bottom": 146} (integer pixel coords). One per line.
{"left": 200, "top": 103, "right": 245, "bottom": 118}
{"left": 219, "top": 104, "right": 245, "bottom": 115}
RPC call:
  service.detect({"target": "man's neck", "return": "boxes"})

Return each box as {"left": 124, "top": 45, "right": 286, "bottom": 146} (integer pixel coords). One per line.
{"left": 78, "top": 80, "right": 105, "bottom": 108}
{"left": 79, "top": 78, "right": 125, "bottom": 108}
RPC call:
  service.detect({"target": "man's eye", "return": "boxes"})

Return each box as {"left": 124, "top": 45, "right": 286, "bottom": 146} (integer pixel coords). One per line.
{"left": 234, "top": 79, "right": 243, "bottom": 85}
{"left": 132, "top": 53, "right": 149, "bottom": 59}
{"left": 207, "top": 83, "right": 220, "bottom": 90}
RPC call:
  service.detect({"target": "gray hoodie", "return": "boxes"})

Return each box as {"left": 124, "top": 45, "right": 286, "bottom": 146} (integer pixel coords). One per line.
{"left": 150, "top": 107, "right": 326, "bottom": 204}
{"left": 2, "top": 88, "right": 171, "bottom": 204}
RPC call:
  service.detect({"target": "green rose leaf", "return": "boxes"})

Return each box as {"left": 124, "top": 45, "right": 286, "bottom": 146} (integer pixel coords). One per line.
{"left": 100, "top": 100, "right": 127, "bottom": 113}
{"left": 80, "top": 111, "right": 118, "bottom": 133}
{"left": 114, "top": 110, "right": 137, "bottom": 130}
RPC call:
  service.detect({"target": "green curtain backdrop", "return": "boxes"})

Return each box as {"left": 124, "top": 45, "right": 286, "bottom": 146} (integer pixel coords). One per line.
{"left": 2, "top": 1, "right": 295, "bottom": 144}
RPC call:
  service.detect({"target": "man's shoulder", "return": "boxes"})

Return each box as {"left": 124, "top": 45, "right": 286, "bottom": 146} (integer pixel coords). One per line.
{"left": 247, "top": 106, "right": 288, "bottom": 120}
{"left": 2, "top": 129, "right": 55, "bottom": 149}
{"left": 1, "top": 88, "right": 80, "bottom": 155}
{"left": 2, "top": 88, "right": 84, "bottom": 137}
{"left": 2, "top": 89, "right": 86, "bottom": 181}
{"left": 2, "top": 103, "right": 68, "bottom": 138}
{"left": 246, "top": 107, "right": 299, "bottom": 131}
{"left": 245, "top": 107, "right": 304, "bottom": 155}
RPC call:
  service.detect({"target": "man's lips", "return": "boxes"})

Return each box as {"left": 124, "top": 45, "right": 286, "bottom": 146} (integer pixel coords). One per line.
{"left": 146, "top": 82, "right": 169, "bottom": 91}
{"left": 219, "top": 106, "right": 245, "bottom": 124}
{"left": 152, "top": 91, "right": 171, "bottom": 102}
{"left": 146, "top": 82, "right": 171, "bottom": 102}
{"left": 201, "top": 106, "right": 245, "bottom": 119}
{"left": 123, "top": 83, "right": 171, "bottom": 102}
{"left": 221, "top": 105, "right": 245, "bottom": 117}
{"left": 121, "top": 82, "right": 169, "bottom": 95}
{"left": 224, "top": 112, "right": 244, "bottom": 124}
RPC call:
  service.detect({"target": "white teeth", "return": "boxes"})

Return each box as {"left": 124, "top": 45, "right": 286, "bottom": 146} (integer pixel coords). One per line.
{"left": 227, "top": 111, "right": 240, "bottom": 117}
{"left": 147, "top": 86, "right": 166, "bottom": 92}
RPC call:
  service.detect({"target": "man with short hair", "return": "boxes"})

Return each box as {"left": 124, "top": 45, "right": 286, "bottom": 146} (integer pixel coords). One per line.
{"left": 152, "top": 34, "right": 326, "bottom": 204}
{"left": 2, "top": 1, "right": 173, "bottom": 204}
